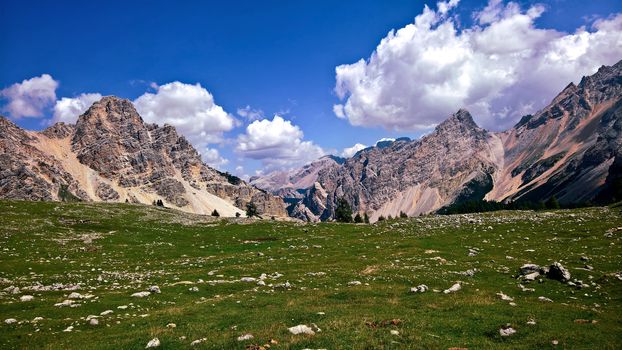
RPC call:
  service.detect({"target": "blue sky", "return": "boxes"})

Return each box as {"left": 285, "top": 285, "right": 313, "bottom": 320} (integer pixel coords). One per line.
{"left": 1, "top": 0, "right": 621, "bottom": 177}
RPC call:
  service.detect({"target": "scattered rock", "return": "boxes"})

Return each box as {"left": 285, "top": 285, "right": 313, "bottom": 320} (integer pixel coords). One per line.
{"left": 240, "top": 277, "right": 257, "bottom": 283}
{"left": 499, "top": 325, "right": 516, "bottom": 337}
{"left": 390, "top": 329, "right": 400, "bottom": 335}
{"left": 546, "top": 262, "right": 571, "bottom": 282}
{"left": 496, "top": 291, "right": 513, "bottom": 301}
{"left": 443, "top": 283, "right": 461, "bottom": 294}
{"left": 237, "top": 334, "right": 254, "bottom": 341}
{"left": 20, "top": 295, "right": 34, "bottom": 302}
{"left": 347, "top": 281, "right": 362, "bottom": 286}
{"left": 538, "top": 296, "right": 553, "bottom": 302}
{"left": 191, "top": 338, "right": 207, "bottom": 346}
{"left": 146, "top": 338, "right": 160, "bottom": 348}
{"left": 63, "top": 326, "right": 74, "bottom": 332}
{"left": 4, "top": 318, "right": 17, "bottom": 325}
{"left": 166, "top": 323, "right": 176, "bottom": 328}
{"left": 68, "top": 292, "right": 83, "bottom": 299}
{"left": 100, "top": 310, "right": 113, "bottom": 316}
{"left": 519, "top": 264, "right": 540, "bottom": 275}
{"left": 410, "top": 284, "right": 428, "bottom": 293}
{"left": 132, "top": 291, "right": 151, "bottom": 298}
{"left": 288, "top": 324, "right": 316, "bottom": 335}
{"left": 149, "top": 286, "right": 161, "bottom": 294}
{"left": 89, "top": 318, "right": 99, "bottom": 326}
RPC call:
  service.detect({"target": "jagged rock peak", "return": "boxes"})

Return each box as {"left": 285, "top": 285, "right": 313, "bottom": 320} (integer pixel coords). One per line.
{"left": 76, "top": 96, "right": 144, "bottom": 127}
{"left": 434, "top": 108, "right": 481, "bottom": 134}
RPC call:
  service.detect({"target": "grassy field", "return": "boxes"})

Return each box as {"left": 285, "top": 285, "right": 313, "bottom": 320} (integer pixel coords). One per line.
{"left": 0, "top": 200, "right": 621, "bottom": 349}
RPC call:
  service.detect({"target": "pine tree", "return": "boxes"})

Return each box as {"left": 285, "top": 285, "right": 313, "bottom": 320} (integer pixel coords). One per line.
{"left": 246, "top": 201, "right": 258, "bottom": 218}
{"left": 363, "top": 212, "right": 370, "bottom": 224}
{"left": 211, "top": 209, "right": 220, "bottom": 217}
{"left": 334, "top": 197, "right": 353, "bottom": 223}
{"left": 353, "top": 213, "right": 363, "bottom": 223}
{"left": 399, "top": 211, "right": 408, "bottom": 218}
{"left": 377, "top": 215, "right": 385, "bottom": 221}
{"left": 546, "top": 195, "right": 560, "bottom": 209}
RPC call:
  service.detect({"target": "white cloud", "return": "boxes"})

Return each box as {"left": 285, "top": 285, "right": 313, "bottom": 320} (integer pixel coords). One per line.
{"left": 1, "top": 74, "right": 58, "bottom": 119}
{"left": 52, "top": 93, "right": 102, "bottom": 123}
{"left": 201, "top": 147, "right": 228, "bottom": 168}
{"left": 134, "top": 81, "right": 237, "bottom": 145}
{"left": 334, "top": 0, "right": 622, "bottom": 131}
{"left": 237, "top": 105, "right": 263, "bottom": 120}
{"left": 236, "top": 115, "right": 325, "bottom": 169}
{"left": 341, "top": 143, "right": 367, "bottom": 158}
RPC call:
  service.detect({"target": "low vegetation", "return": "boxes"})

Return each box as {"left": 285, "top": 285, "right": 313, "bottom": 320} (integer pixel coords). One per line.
{"left": 0, "top": 200, "right": 621, "bottom": 349}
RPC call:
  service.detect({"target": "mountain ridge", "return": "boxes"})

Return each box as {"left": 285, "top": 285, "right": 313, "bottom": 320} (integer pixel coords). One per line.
{"left": 257, "top": 59, "right": 622, "bottom": 221}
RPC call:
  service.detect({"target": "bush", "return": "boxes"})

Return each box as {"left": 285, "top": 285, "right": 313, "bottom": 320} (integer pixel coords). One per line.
{"left": 334, "top": 198, "right": 353, "bottom": 223}
{"left": 546, "top": 196, "right": 560, "bottom": 209}
{"left": 211, "top": 209, "right": 220, "bottom": 217}
{"left": 235, "top": 212, "right": 241, "bottom": 218}
{"left": 377, "top": 215, "right": 385, "bottom": 222}
{"left": 399, "top": 211, "right": 408, "bottom": 218}
{"left": 363, "top": 213, "right": 370, "bottom": 224}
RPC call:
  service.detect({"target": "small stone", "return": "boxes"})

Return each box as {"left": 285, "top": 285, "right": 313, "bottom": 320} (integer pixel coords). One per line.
{"left": 188, "top": 287, "right": 199, "bottom": 292}
{"left": 89, "top": 318, "right": 99, "bottom": 326}
{"left": 546, "top": 262, "right": 571, "bottom": 282}
{"left": 148, "top": 286, "right": 161, "bottom": 294}
{"left": 5, "top": 318, "right": 17, "bottom": 325}
{"left": 166, "top": 323, "right": 176, "bottom": 328}
{"left": 132, "top": 291, "right": 151, "bottom": 298}
{"left": 390, "top": 330, "right": 400, "bottom": 335}
{"left": 496, "top": 291, "right": 513, "bottom": 301}
{"left": 100, "top": 310, "right": 113, "bottom": 316}
{"left": 410, "top": 284, "right": 428, "bottom": 293}
{"left": 499, "top": 326, "right": 516, "bottom": 337}
{"left": 63, "top": 326, "right": 74, "bottom": 332}
{"left": 443, "top": 282, "right": 461, "bottom": 294}
{"left": 146, "top": 338, "right": 160, "bottom": 348}
{"left": 20, "top": 295, "right": 34, "bottom": 302}
{"left": 347, "top": 281, "right": 362, "bottom": 286}
{"left": 237, "top": 334, "right": 254, "bottom": 341}
{"left": 288, "top": 324, "right": 316, "bottom": 335}
{"left": 552, "top": 340, "right": 559, "bottom": 345}
{"left": 538, "top": 296, "right": 553, "bottom": 302}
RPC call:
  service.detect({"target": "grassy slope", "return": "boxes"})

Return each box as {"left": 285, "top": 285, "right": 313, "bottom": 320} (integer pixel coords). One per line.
{"left": 0, "top": 200, "right": 621, "bottom": 349}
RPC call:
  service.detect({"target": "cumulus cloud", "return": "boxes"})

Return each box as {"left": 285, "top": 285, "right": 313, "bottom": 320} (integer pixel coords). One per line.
{"left": 52, "top": 93, "right": 102, "bottom": 123}
{"left": 236, "top": 115, "right": 325, "bottom": 169}
{"left": 134, "top": 81, "right": 237, "bottom": 165}
{"left": 334, "top": 0, "right": 622, "bottom": 131}
{"left": 0, "top": 74, "right": 58, "bottom": 119}
{"left": 201, "top": 147, "right": 229, "bottom": 168}
{"left": 134, "top": 81, "right": 237, "bottom": 144}
{"left": 341, "top": 143, "right": 367, "bottom": 158}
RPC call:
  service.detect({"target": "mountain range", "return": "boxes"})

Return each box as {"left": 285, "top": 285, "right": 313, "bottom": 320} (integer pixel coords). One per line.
{"left": 252, "top": 59, "right": 622, "bottom": 221}
{"left": 1, "top": 60, "right": 620, "bottom": 220}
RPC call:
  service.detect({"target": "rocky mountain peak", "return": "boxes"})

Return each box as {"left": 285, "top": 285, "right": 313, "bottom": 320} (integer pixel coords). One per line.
{"left": 76, "top": 96, "right": 144, "bottom": 130}
{"left": 433, "top": 108, "right": 483, "bottom": 137}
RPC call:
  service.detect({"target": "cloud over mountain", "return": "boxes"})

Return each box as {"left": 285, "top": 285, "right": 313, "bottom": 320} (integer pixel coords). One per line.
{"left": 53, "top": 93, "right": 103, "bottom": 123}
{"left": 236, "top": 115, "right": 325, "bottom": 169}
{"left": 333, "top": 0, "right": 622, "bottom": 131}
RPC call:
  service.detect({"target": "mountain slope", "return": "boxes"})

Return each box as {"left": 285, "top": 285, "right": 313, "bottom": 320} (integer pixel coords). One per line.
{"left": 0, "top": 96, "right": 286, "bottom": 217}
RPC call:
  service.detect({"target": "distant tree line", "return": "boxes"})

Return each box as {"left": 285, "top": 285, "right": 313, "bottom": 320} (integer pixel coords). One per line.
{"left": 436, "top": 196, "right": 596, "bottom": 215}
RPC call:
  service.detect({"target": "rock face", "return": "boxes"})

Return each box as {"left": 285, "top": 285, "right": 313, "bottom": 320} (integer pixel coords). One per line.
{"left": 277, "top": 60, "right": 622, "bottom": 221}
{"left": 0, "top": 96, "right": 286, "bottom": 217}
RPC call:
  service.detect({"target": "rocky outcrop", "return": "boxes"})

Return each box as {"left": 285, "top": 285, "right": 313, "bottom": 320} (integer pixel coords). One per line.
{"left": 0, "top": 96, "right": 286, "bottom": 217}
